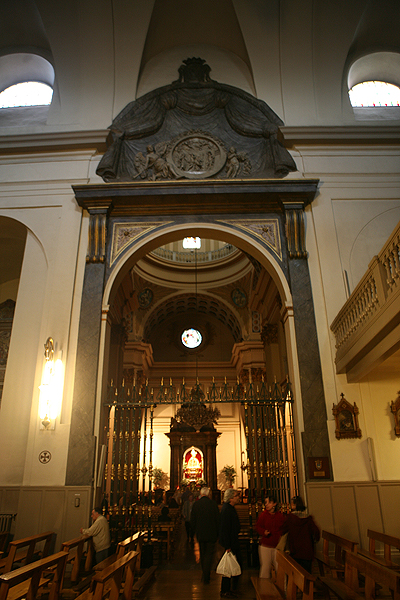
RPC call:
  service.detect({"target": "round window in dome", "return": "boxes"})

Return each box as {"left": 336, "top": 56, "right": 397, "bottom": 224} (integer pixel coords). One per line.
{"left": 181, "top": 328, "right": 202, "bottom": 349}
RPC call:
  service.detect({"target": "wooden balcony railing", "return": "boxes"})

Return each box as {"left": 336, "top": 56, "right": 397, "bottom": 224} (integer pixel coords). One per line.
{"left": 331, "top": 219, "right": 400, "bottom": 381}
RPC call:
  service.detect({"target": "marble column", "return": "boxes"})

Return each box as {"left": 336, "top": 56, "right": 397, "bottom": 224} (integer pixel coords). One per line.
{"left": 66, "top": 202, "right": 112, "bottom": 486}
{"left": 283, "top": 201, "right": 333, "bottom": 480}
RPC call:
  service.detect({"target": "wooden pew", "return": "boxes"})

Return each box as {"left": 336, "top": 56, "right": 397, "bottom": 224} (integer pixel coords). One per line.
{"left": 318, "top": 549, "right": 400, "bottom": 600}
{"left": 0, "top": 535, "right": 9, "bottom": 558}
{"left": 94, "top": 531, "right": 145, "bottom": 573}
{"left": 0, "top": 531, "right": 54, "bottom": 574}
{"left": 0, "top": 550, "right": 68, "bottom": 600}
{"left": 315, "top": 530, "right": 358, "bottom": 578}
{"left": 60, "top": 536, "right": 87, "bottom": 584}
{"left": 252, "top": 550, "right": 316, "bottom": 600}
{"left": 75, "top": 550, "right": 139, "bottom": 600}
{"left": 358, "top": 530, "right": 400, "bottom": 570}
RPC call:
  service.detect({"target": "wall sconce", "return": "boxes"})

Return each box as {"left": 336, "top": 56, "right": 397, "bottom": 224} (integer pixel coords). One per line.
{"left": 38, "top": 337, "right": 64, "bottom": 430}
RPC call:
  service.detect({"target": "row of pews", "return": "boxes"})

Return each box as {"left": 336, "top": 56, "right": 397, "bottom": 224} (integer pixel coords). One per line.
{"left": 252, "top": 529, "right": 400, "bottom": 600}
{"left": 0, "top": 529, "right": 154, "bottom": 600}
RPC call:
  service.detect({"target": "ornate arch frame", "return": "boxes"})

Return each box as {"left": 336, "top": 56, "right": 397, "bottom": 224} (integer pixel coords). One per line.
{"left": 66, "top": 178, "right": 332, "bottom": 493}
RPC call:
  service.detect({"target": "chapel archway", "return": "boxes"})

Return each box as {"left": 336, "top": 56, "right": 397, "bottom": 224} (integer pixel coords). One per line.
{"left": 66, "top": 56, "right": 331, "bottom": 537}
{"left": 92, "top": 221, "right": 303, "bottom": 544}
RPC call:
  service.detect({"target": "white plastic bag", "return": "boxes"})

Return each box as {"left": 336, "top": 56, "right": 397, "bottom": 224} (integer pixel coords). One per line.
{"left": 216, "top": 550, "right": 242, "bottom": 577}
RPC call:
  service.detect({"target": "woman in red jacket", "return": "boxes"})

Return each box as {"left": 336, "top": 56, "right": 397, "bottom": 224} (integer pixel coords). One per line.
{"left": 255, "top": 495, "right": 286, "bottom": 578}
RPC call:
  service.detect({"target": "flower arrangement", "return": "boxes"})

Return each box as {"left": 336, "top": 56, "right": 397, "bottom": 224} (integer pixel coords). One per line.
{"left": 180, "top": 478, "right": 207, "bottom": 491}
{"left": 152, "top": 467, "right": 169, "bottom": 489}
{"left": 221, "top": 465, "right": 237, "bottom": 486}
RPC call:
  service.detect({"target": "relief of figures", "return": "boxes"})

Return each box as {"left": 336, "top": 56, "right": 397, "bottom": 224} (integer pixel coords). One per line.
{"left": 134, "top": 143, "right": 177, "bottom": 181}
{"left": 226, "top": 147, "right": 251, "bottom": 178}
{"left": 97, "top": 58, "right": 296, "bottom": 182}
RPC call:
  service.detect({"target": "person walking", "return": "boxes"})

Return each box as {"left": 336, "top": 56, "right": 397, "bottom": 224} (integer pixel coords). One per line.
{"left": 219, "top": 488, "right": 242, "bottom": 598}
{"left": 281, "top": 495, "right": 320, "bottom": 573}
{"left": 80, "top": 507, "right": 110, "bottom": 565}
{"left": 190, "top": 486, "right": 220, "bottom": 584}
{"left": 182, "top": 493, "right": 195, "bottom": 543}
{"left": 255, "top": 495, "right": 286, "bottom": 579}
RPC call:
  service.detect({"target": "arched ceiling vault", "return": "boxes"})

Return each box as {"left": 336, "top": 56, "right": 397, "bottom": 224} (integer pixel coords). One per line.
{"left": 140, "top": 0, "right": 251, "bottom": 79}
{"left": 110, "top": 235, "right": 284, "bottom": 355}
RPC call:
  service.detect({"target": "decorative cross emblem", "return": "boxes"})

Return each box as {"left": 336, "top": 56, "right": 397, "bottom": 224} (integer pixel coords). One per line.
{"left": 39, "top": 450, "right": 52, "bottom": 464}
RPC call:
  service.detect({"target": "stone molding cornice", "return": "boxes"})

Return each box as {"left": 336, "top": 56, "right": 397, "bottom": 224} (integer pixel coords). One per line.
{"left": 0, "top": 130, "right": 109, "bottom": 153}
{"left": 1, "top": 127, "right": 399, "bottom": 155}
{"left": 281, "top": 125, "right": 400, "bottom": 145}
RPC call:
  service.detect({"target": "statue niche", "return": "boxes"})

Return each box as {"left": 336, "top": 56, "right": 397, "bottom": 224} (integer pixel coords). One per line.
{"left": 96, "top": 57, "right": 296, "bottom": 182}
{"left": 166, "top": 401, "right": 221, "bottom": 491}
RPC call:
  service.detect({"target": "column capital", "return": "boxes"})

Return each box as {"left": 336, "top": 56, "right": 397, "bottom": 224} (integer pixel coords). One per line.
{"left": 281, "top": 200, "right": 307, "bottom": 259}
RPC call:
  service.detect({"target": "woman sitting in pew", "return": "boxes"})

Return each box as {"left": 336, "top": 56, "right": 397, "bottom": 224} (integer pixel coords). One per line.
{"left": 282, "top": 496, "right": 320, "bottom": 573}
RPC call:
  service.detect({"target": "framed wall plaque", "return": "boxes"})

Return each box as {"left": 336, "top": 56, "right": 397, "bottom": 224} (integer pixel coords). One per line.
{"left": 308, "top": 457, "right": 331, "bottom": 479}
{"left": 391, "top": 391, "right": 400, "bottom": 437}
{"left": 332, "top": 393, "right": 362, "bottom": 440}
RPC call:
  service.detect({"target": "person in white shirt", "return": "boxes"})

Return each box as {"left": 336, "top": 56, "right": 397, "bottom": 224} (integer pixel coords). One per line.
{"left": 80, "top": 507, "right": 110, "bottom": 564}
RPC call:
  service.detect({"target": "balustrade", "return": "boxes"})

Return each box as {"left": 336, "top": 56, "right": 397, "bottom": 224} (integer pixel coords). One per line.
{"left": 331, "top": 220, "right": 400, "bottom": 353}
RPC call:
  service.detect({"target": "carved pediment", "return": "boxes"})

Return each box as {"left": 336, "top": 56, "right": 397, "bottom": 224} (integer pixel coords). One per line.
{"left": 97, "top": 58, "right": 296, "bottom": 182}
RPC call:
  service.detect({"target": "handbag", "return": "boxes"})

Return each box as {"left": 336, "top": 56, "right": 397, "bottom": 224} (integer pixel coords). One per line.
{"left": 275, "top": 532, "right": 288, "bottom": 552}
{"left": 216, "top": 550, "right": 242, "bottom": 577}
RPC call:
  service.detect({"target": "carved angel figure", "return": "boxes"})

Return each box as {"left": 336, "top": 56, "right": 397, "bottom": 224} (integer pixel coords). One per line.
{"left": 226, "top": 147, "right": 251, "bottom": 178}
{"left": 134, "top": 143, "right": 176, "bottom": 181}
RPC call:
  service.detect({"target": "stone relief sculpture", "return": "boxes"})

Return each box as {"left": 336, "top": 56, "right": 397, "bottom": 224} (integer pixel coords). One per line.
{"left": 134, "top": 143, "right": 176, "bottom": 181}
{"left": 97, "top": 58, "right": 296, "bottom": 182}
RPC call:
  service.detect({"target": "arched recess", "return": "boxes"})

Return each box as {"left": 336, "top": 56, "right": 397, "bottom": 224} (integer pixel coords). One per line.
{"left": 137, "top": 0, "right": 254, "bottom": 97}
{"left": 96, "top": 220, "right": 302, "bottom": 439}
{"left": 68, "top": 179, "right": 330, "bottom": 495}
{"left": 104, "top": 222, "right": 292, "bottom": 309}
{"left": 100, "top": 221, "right": 296, "bottom": 408}
{"left": 0, "top": 216, "right": 51, "bottom": 485}
{"left": 92, "top": 221, "right": 303, "bottom": 515}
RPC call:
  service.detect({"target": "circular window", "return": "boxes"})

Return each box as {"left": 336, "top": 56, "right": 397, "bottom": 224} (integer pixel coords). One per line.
{"left": 181, "top": 328, "right": 202, "bottom": 349}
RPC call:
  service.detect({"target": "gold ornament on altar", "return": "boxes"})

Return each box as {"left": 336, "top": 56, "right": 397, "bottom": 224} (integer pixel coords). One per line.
{"left": 176, "top": 402, "right": 221, "bottom": 432}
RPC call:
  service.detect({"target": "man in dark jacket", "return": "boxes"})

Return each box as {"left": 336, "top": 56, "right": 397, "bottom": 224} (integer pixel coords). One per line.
{"left": 219, "top": 488, "right": 242, "bottom": 598}
{"left": 190, "top": 486, "right": 220, "bottom": 584}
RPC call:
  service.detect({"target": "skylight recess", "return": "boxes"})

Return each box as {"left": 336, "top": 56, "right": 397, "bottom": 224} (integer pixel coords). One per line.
{"left": 0, "top": 81, "right": 53, "bottom": 108}
{"left": 349, "top": 81, "right": 400, "bottom": 107}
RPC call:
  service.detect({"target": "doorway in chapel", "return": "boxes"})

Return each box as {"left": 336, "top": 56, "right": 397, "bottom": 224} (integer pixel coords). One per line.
{"left": 99, "top": 233, "right": 298, "bottom": 542}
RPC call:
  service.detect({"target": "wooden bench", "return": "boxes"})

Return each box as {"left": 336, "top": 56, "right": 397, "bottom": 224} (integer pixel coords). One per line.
{"left": 358, "top": 530, "right": 400, "bottom": 570}
{"left": 76, "top": 550, "right": 139, "bottom": 600}
{"left": 59, "top": 536, "right": 88, "bottom": 584}
{"left": 252, "top": 550, "right": 316, "bottom": 600}
{"left": 0, "top": 531, "right": 54, "bottom": 574}
{"left": 94, "top": 531, "right": 145, "bottom": 573}
{"left": 319, "top": 549, "right": 400, "bottom": 600}
{"left": 0, "top": 550, "right": 68, "bottom": 600}
{"left": 316, "top": 531, "right": 358, "bottom": 578}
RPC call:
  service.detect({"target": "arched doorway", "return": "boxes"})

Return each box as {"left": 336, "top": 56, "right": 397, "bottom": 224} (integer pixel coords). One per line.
{"left": 98, "top": 225, "right": 300, "bottom": 540}
{"left": 0, "top": 216, "right": 27, "bottom": 404}
{"left": 66, "top": 179, "right": 331, "bottom": 546}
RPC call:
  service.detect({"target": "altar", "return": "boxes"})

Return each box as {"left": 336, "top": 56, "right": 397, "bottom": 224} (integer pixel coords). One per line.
{"left": 166, "top": 418, "right": 220, "bottom": 491}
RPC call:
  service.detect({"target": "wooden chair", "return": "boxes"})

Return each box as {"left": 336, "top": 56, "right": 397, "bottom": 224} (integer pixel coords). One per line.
{"left": 315, "top": 530, "right": 358, "bottom": 578}
{"left": 252, "top": 550, "right": 316, "bottom": 600}
{"left": 0, "top": 531, "right": 54, "bottom": 574}
{"left": 318, "top": 549, "right": 400, "bottom": 600}
{"left": 0, "top": 550, "right": 68, "bottom": 600}
{"left": 358, "top": 530, "right": 400, "bottom": 570}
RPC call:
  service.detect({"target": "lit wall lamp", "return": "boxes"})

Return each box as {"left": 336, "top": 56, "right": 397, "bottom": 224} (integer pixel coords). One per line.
{"left": 38, "top": 337, "right": 64, "bottom": 430}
